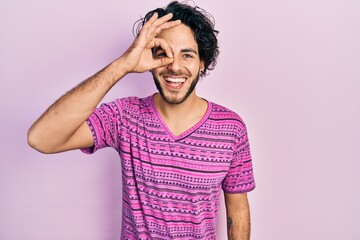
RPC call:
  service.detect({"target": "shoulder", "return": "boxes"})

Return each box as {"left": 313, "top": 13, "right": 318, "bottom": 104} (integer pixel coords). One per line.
{"left": 112, "top": 95, "right": 152, "bottom": 111}
{"left": 209, "top": 102, "right": 247, "bottom": 130}
{"left": 106, "top": 96, "right": 153, "bottom": 122}
{"left": 99, "top": 96, "right": 152, "bottom": 126}
{"left": 209, "top": 102, "right": 250, "bottom": 145}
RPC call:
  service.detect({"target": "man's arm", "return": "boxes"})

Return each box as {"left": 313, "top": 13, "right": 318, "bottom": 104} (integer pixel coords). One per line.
{"left": 224, "top": 192, "right": 251, "bottom": 240}
{"left": 27, "top": 62, "right": 125, "bottom": 153}
{"left": 27, "top": 12, "right": 181, "bottom": 154}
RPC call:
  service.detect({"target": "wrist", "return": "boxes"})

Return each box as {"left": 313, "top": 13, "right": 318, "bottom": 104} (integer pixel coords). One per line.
{"left": 108, "top": 57, "right": 130, "bottom": 81}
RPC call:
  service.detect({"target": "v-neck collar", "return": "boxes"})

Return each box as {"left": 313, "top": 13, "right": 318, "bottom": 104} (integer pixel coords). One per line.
{"left": 150, "top": 94, "right": 213, "bottom": 142}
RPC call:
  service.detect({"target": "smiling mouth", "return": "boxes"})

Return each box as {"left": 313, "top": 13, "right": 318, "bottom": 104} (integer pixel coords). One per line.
{"left": 163, "top": 76, "right": 186, "bottom": 87}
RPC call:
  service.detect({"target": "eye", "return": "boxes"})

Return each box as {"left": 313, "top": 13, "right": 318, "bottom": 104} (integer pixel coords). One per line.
{"left": 154, "top": 49, "right": 167, "bottom": 58}
{"left": 183, "top": 54, "right": 193, "bottom": 59}
{"left": 156, "top": 52, "right": 166, "bottom": 58}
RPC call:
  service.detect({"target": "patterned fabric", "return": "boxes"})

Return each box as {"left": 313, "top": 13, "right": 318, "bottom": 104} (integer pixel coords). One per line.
{"left": 81, "top": 95, "right": 255, "bottom": 240}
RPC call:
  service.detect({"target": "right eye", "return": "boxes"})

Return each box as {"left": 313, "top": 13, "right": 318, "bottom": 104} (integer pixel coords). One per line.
{"left": 156, "top": 52, "right": 166, "bottom": 58}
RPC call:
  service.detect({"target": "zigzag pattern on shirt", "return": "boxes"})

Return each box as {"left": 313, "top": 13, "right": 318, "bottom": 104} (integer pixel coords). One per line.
{"left": 82, "top": 96, "right": 255, "bottom": 240}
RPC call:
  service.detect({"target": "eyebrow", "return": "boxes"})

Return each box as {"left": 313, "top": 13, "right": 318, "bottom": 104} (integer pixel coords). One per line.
{"left": 181, "top": 48, "right": 198, "bottom": 55}
{"left": 153, "top": 47, "right": 198, "bottom": 56}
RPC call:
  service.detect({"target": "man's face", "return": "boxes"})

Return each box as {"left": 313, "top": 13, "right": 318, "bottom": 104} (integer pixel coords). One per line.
{"left": 151, "top": 24, "right": 204, "bottom": 104}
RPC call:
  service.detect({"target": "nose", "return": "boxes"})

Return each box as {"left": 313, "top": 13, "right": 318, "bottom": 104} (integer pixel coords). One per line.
{"left": 167, "top": 55, "right": 181, "bottom": 73}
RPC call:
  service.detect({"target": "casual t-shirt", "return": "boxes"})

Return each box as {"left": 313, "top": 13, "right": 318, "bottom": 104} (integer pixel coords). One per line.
{"left": 81, "top": 95, "right": 255, "bottom": 240}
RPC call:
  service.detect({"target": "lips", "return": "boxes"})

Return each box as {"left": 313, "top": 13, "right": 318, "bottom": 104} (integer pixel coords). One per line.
{"left": 163, "top": 76, "right": 186, "bottom": 89}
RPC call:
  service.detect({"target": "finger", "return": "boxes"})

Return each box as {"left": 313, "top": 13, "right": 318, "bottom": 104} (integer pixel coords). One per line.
{"left": 156, "top": 57, "right": 174, "bottom": 68}
{"left": 142, "top": 12, "right": 171, "bottom": 34}
{"left": 146, "top": 13, "right": 181, "bottom": 38}
{"left": 153, "top": 38, "right": 173, "bottom": 58}
{"left": 152, "top": 55, "right": 174, "bottom": 69}
{"left": 141, "top": 12, "right": 159, "bottom": 32}
{"left": 150, "top": 13, "right": 175, "bottom": 29}
{"left": 152, "top": 19, "right": 181, "bottom": 37}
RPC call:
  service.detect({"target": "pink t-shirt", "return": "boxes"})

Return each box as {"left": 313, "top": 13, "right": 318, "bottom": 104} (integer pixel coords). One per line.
{"left": 82, "top": 95, "right": 255, "bottom": 239}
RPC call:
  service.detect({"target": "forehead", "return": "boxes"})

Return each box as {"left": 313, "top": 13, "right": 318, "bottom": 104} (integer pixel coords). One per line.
{"left": 156, "top": 23, "right": 198, "bottom": 52}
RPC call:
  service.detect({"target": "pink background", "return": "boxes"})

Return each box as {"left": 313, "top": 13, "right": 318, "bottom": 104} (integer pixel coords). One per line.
{"left": 1, "top": 0, "right": 359, "bottom": 239}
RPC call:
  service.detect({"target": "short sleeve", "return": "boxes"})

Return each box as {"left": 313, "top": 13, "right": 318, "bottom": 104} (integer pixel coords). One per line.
{"left": 222, "top": 125, "right": 255, "bottom": 193}
{"left": 81, "top": 100, "right": 123, "bottom": 154}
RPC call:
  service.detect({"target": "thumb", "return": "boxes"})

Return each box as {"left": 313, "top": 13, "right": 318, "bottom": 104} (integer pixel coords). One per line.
{"left": 154, "top": 57, "right": 174, "bottom": 68}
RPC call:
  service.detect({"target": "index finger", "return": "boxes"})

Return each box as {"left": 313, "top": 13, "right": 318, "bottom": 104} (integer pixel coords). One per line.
{"left": 152, "top": 19, "right": 182, "bottom": 38}
{"left": 151, "top": 13, "right": 176, "bottom": 28}
{"left": 153, "top": 38, "right": 173, "bottom": 59}
{"left": 141, "top": 12, "right": 171, "bottom": 31}
{"left": 142, "top": 13, "right": 181, "bottom": 35}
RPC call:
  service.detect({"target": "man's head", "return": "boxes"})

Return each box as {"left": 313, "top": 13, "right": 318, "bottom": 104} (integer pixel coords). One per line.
{"left": 136, "top": 1, "right": 219, "bottom": 104}
{"left": 136, "top": 1, "right": 219, "bottom": 77}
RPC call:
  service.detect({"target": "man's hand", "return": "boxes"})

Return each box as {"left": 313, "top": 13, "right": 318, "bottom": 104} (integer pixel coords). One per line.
{"left": 119, "top": 12, "right": 181, "bottom": 74}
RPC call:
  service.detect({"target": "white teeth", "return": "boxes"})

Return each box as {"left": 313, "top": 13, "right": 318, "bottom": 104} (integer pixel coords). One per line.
{"left": 164, "top": 77, "right": 186, "bottom": 83}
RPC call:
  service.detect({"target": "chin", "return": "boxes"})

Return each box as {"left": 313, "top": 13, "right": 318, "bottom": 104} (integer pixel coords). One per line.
{"left": 153, "top": 73, "right": 200, "bottom": 105}
{"left": 162, "top": 94, "right": 189, "bottom": 105}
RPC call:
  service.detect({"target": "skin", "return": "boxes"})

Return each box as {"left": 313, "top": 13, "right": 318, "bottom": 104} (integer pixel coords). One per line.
{"left": 27, "top": 12, "right": 182, "bottom": 153}
{"left": 152, "top": 24, "right": 203, "bottom": 105}
{"left": 151, "top": 23, "right": 207, "bottom": 136}
{"left": 225, "top": 192, "right": 251, "bottom": 240}
{"left": 27, "top": 12, "right": 251, "bottom": 239}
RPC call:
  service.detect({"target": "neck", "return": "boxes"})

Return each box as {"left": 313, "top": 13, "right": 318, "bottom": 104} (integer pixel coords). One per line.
{"left": 153, "top": 91, "right": 208, "bottom": 137}
{"left": 153, "top": 91, "right": 206, "bottom": 121}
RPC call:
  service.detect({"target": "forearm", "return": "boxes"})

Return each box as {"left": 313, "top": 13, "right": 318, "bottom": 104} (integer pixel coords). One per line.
{"left": 227, "top": 206, "right": 250, "bottom": 240}
{"left": 224, "top": 193, "right": 251, "bottom": 240}
{"left": 28, "top": 58, "right": 127, "bottom": 153}
{"left": 28, "top": 13, "right": 181, "bottom": 153}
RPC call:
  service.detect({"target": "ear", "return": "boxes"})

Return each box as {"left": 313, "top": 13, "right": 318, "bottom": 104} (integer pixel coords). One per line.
{"left": 200, "top": 60, "right": 205, "bottom": 71}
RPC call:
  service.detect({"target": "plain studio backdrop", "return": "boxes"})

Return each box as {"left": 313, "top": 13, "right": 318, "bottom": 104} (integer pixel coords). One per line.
{"left": 0, "top": 0, "right": 359, "bottom": 239}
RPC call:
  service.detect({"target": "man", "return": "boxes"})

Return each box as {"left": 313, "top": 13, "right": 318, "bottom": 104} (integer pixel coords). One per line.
{"left": 28, "top": 1, "right": 255, "bottom": 239}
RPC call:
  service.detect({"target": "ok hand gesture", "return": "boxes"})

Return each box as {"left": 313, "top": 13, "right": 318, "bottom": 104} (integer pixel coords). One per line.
{"left": 120, "top": 12, "right": 181, "bottom": 73}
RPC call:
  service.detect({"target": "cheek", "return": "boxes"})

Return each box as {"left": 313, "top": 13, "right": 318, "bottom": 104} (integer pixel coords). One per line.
{"left": 183, "top": 60, "right": 200, "bottom": 70}
{"left": 188, "top": 64, "right": 201, "bottom": 74}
